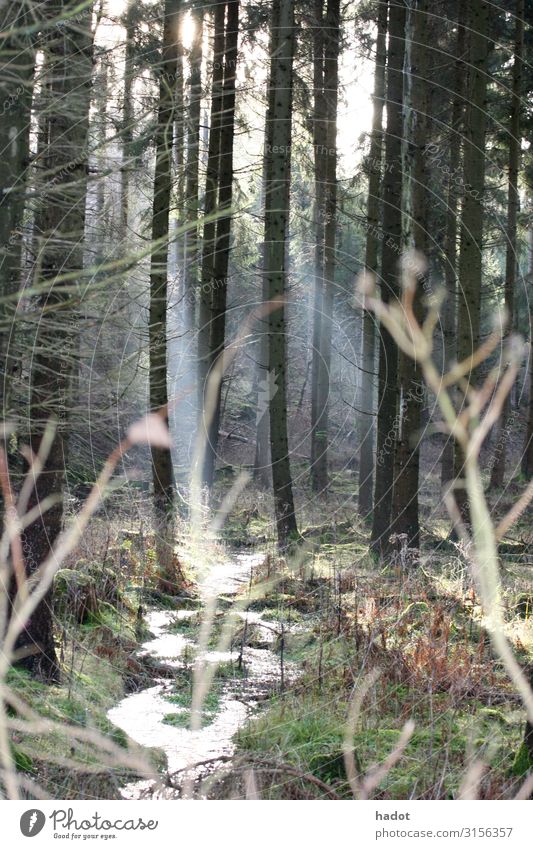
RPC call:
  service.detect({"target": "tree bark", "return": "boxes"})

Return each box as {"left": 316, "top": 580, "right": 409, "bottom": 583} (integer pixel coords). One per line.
{"left": 390, "top": 0, "right": 429, "bottom": 549}
{"left": 522, "top": 231, "right": 533, "bottom": 479}
{"left": 310, "top": 0, "right": 340, "bottom": 494}
{"left": 253, "top": 0, "right": 281, "bottom": 490}
{"left": 489, "top": 0, "right": 524, "bottom": 489}
{"left": 265, "top": 0, "right": 298, "bottom": 547}
{"left": 453, "top": 0, "right": 490, "bottom": 521}
{"left": 0, "top": 2, "right": 36, "bottom": 423}
{"left": 309, "top": 0, "right": 327, "bottom": 491}
{"left": 183, "top": 5, "right": 203, "bottom": 335}
{"left": 197, "top": 1, "right": 226, "bottom": 417}
{"left": 440, "top": 0, "right": 466, "bottom": 485}
{"left": 358, "top": 0, "right": 388, "bottom": 516}
{"left": 119, "top": 3, "right": 136, "bottom": 249}
{"left": 149, "top": 0, "right": 182, "bottom": 591}
{"left": 201, "top": 0, "right": 240, "bottom": 491}
{"left": 20, "top": 1, "right": 93, "bottom": 681}
{"left": 370, "top": 0, "right": 406, "bottom": 555}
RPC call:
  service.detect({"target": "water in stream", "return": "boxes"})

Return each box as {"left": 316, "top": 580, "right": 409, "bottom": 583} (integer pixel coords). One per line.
{"left": 107, "top": 553, "right": 296, "bottom": 798}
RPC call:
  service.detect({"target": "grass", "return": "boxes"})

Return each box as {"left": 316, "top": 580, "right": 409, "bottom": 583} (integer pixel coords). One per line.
{"left": 229, "top": 496, "right": 533, "bottom": 800}
{"left": 163, "top": 689, "right": 222, "bottom": 729}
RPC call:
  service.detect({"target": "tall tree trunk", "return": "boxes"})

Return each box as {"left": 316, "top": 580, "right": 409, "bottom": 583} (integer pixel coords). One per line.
{"left": 440, "top": 0, "right": 466, "bottom": 485}
{"left": 370, "top": 0, "right": 406, "bottom": 555}
{"left": 0, "top": 2, "right": 36, "bottom": 423}
{"left": 253, "top": 0, "right": 281, "bottom": 490}
{"left": 522, "top": 231, "right": 533, "bottom": 479}
{"left": 197, "top": 1, "right": 226, "bottom": 416}
{"left": 453, "top": 0, "right": 490, "bottom": 521}
{"left": 310, "top": 0, "right": 340, "bottom": 494}
{"left": 390, "top": 0, "right": 429, "bottom": 549}
{"left": 119, "top": 2, "right": 136, "bottom": 248}
{"left": 20, "top": 1, "right": 93, "bottom": 681}
{"left": 201, "top": 0, "right": 240, "bottom": 490}
{"left": 265, "top": 0, "right": 298, "bottom": 547}
{"left": 489, "top": 0, "right": 524, "bottom": 489}
{"left": 358, "top": 0, "right": 388, "bottom": 516}
{"left": 253, "top": 331, "right": 272, "bottom": 487}
{"left": 183, "top": 4, "right": 203, "bottom": 334}
{"left": 309, "top": 0, "right": 327, "bottom": 491}
{"left": 170, "top": 9, "right": 185, "bottom": 280}
{"left": 149, "top": 0, "right": 182, "bottom": 591}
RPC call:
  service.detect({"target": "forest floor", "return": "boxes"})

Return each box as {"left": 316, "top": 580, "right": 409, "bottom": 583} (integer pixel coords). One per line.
{"left": 7, "top": 449, "right": 533, "bottom": 800}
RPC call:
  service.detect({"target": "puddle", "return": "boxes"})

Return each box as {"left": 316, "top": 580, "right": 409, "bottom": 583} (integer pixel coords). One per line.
{"left": 107, "top": 552, "right": 298, "bottom": 798}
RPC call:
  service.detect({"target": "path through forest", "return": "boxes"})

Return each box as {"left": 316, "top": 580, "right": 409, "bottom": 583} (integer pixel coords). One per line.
{"left": 108, "top": 552, "right": 299, "bottom": 797}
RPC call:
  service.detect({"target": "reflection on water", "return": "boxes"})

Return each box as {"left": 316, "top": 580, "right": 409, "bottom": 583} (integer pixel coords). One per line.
{"left": 107, "top": 553, "right": 296, "bottom": 798}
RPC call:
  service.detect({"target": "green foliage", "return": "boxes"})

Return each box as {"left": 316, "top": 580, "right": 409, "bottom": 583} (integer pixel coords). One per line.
{"left": 10, "top": 744, "right": 34, "bottom": 775}
{"left": 163, "top": 688, "right": 221, "bottom": 729}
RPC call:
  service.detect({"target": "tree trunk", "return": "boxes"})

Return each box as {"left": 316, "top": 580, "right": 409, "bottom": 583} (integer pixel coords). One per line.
{"left": 265, "top": 0, "right": 298, "bottom": 547}
{"left": 254, "top": 331, "right": 272, "bottom": 488}
{"left": 358, "top": 0, "right": 388, "bottom": 516}
{"left": 202, "top": 0, "right": 240, "bottom": 491}
{"left": 149, "top": 0, "right": 182, "bottom": 592}
{"left": 197, "top": 1, "right": 226, "bottom": 417}
{"left": 309, "top": 0, "right": 327, "bottom": 491}
{"left": 452, "top": 0, "right": 490, "bottom": 522}
{"left": 370, "top": 0, "right": 406, "bottom": 556}
{"left": 522, "top": 231, "right": 533, "bottom": 479}
{"left": 489, "top": 0, "right": 524, "bottom": 489}
{"left": 183, "top": 5, "right": 203, "bottom": 335}
{"left": 253, "top": 1, "right": 281, "bottom": 490}
{"left": 440, "top": 0, "right": 466, "bottom": 485}
{"left": 0, "top": 2, "right": 36, "bottom": 423}
{"left": 119, "top": 3, "right": 136, "bottom": 248}
{"left": 20, "top": 2, "right": 93, "bottom": 681}
{"left": 390, "top": 0, "right": 429, "bottom": 549}
{"left": 523, "top": 331, "right": 533, "bottom": 479}
{"left": 310, "top": 0, "right": 340, "bottom": 494}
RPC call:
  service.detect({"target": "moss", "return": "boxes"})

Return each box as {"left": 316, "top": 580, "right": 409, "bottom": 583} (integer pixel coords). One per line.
{"left": 11, "top": 744, "right": 34, "bottom": 775}
{"left": 141, "top": 588, "right": 179, "bottom": 609}
{"left": 54, "top": 568, "right": 99, "bottom": 624}
{"left": 168, "top": 614, "right": 201, "bottom": 636}
{"left": 163, "top": 688, "right": 221, "bottom": 728}
{"left": 511, "top": 742, "right": 533, "bottom": 777}
{"left": 82, "top": 602, "right": 137, "bottom": 642}
{"left": 6, "top": 612, "right": 138, "bottom": 796}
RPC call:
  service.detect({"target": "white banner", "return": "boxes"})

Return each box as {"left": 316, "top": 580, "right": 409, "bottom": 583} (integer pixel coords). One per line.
{"left": 2, "top": 800, "right": 531, "bottom": 848}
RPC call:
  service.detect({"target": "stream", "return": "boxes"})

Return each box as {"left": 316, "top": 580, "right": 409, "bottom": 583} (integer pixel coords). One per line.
{"left": 107, "top": 552, "right": 297, "bottom": 798}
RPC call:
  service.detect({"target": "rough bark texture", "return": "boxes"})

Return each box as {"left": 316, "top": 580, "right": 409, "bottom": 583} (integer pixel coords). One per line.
{"left": 370, "top": 0, "right": 406, "bottom": 555}
{"left": 19, "top": 2, "right": 93, "bottom": 681}
{"left": 440, "top": 0, "right": 466, "bottom": 485}
{"left": 489, "top": 0, "right": 524, "bottom": 489}
{"left": 265, "top": 0, "right": 298, "bottom": 547}
{"left": 523, "top": 333, "right": 533, "bottom": 479}
{"left": 358, "top": 0, "right": 388, "bottom": 516}
{"left": 149, "top": 0, "right": 182, "bottom": 591}
{"left": 202, "top": 0, "right": 240, "bottom": 490}
{"left": 309, "top": 0, "right": 327, "bottom": 491}
{"left": 522, "top": 231, "right": 533, "bottom": 480}
{"left": 390, "top": 0, "right": 429, "bottom": 549}
{"left": 119, "top": 4, "right": 136, "bottom": 248}
{"left": 197, "top": 1, "right": 226, "bottom": 417}
{"left": 453, "top": 0, "right": 490, "bottom": 521}
{"left": 253, "top": 0, "right": 281, "bottom": 490}
{"left": 183, "top": 6, "right": 203, "bottom": 334}
{"left": 310, "top": 0, "right": 340, "bottom": 494}
{"left": 0, "top": 2, "right": 36, "bottom": 422}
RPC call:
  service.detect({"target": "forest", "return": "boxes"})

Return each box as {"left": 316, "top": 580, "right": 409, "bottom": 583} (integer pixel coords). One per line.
{"left": 0, "top": 0, "right": 532, "bottom": 802}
